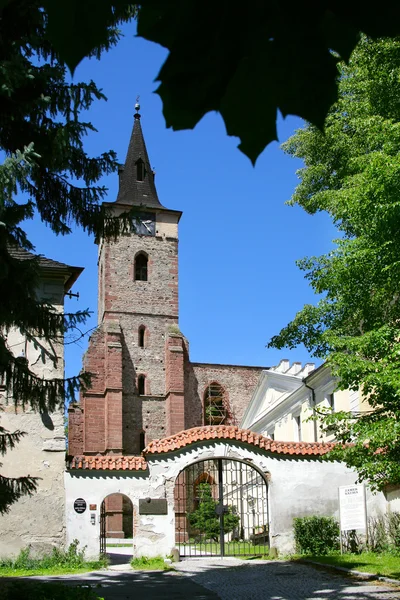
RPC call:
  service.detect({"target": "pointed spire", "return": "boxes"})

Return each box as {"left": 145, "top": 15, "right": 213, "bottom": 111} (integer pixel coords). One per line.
{"left": 115, "top": 102, "right": 164, "bottom": 208}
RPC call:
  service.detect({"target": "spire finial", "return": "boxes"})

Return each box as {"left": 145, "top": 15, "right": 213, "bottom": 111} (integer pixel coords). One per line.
{"left": 134, "top": 95, "right": 141, "bottom": 119}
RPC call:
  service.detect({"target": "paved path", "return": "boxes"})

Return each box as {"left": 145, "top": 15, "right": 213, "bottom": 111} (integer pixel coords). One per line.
{"left": 175, "top": 558, "right": 400, "bottom": 600}
{"left": 3, "top": 558, "right": 400, "bottom": 600}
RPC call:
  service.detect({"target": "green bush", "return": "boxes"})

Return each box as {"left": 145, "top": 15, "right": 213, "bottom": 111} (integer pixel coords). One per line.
{"left": 293, "top": 516, "right": 340, "bottom": 555}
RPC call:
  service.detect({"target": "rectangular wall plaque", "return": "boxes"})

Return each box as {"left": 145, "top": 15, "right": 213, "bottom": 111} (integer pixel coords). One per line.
{"left": 139, "top": 498, "right": 168, "bottom": 515}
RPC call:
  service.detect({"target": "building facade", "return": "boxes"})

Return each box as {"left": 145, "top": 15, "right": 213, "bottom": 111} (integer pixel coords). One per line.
{"left": 0, "top": 248, "right": 82, "bottom": 556}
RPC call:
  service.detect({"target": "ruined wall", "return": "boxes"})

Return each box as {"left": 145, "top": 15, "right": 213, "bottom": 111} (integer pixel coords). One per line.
{"left": 0, "top": 277, "right": 66, "bottom": 557}
{"left": 185, "top": 363, "right": 264, "bottom": 429}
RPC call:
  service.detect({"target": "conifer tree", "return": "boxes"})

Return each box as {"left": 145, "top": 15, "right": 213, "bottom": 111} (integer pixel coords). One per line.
{"left": 0, "top": 1, "right": 136, "bottom": 512}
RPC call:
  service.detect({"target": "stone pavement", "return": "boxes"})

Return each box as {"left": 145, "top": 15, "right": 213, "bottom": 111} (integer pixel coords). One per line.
{"left": 175, "top": 558, "right": 400, "bottom": 600}
{"left": 4, "top": 557, "right": 400, "bottom": 600}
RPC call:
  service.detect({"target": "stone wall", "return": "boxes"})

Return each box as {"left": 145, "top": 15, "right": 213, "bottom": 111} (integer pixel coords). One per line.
{"left": 185, "top": 363, "right": 264, "bottom": 429}
{"left": 65, "top": 440, "right": 387, "bottom": 560}
{"left": 0, "top": 276, "right": 67, "bottom": 557}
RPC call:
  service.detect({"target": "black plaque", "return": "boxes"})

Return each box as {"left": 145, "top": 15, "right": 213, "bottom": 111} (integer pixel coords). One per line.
{"left": 74, "top": 498, "right": 87, "bottom": 514}
{"left": 139, "top": 498, "right": 168, "bottom": 515}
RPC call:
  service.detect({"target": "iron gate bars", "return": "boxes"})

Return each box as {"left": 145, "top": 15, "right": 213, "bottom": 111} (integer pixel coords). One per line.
{"left": 100, "top": 500, "right": 106, "bottom": 556}
{"left": 175, "top": 458, "right": 269, "bottom": 557}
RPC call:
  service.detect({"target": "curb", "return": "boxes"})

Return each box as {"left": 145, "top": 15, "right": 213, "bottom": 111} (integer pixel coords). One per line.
{"left": 299, "top": 558, "right": 400, "bottom": 586}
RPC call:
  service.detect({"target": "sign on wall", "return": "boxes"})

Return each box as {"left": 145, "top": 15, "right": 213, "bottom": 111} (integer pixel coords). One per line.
{"left": 74, "top": 498, "right": 87, "bottom": 514}
{"left": 338, "top": 485, "right": 367, "bottom": 531}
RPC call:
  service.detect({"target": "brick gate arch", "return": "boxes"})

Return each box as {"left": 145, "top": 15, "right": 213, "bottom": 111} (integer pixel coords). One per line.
{"left": 174, "top": 457, "right": 269, "bottom": 557}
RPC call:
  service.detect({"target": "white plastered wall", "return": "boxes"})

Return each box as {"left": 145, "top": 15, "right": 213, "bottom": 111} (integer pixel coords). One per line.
{"left": 65, "top": 441, "right": 387, "bottom": 559}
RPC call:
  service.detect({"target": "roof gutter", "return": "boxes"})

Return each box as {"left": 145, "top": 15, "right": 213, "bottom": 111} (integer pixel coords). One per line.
{"left": 304, "top": 383, "right": 318, "bottom": 442}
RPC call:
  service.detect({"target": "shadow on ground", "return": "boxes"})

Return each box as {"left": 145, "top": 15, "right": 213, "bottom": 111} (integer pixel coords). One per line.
{"left": 2, "top": 559, "right": 400, "bottom": 600}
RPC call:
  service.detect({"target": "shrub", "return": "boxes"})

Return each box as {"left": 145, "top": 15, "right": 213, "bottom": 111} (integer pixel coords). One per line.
{"left": 0, "top": 540, "right": 106, "bottom": 572}
{"left": 293, "top": 516, "right": 340, "bottom": 555}
{"left": 367, "top": 516, "right": 388, "bottom": 553}
{"left": 386, "top": 512, "right": 400, "bottom": 552}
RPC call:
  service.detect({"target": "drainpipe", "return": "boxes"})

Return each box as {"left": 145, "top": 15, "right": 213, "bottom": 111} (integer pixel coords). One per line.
{"left": 304, "top": 383, "right": 318, "bottom": 442}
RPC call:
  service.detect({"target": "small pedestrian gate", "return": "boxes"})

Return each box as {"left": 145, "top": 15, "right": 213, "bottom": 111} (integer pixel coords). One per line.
{"left": 100, "top": 500, "right": 106, "bottom": 556}
{"left": 175, "top": 458, "right": 269, "bottom": 557}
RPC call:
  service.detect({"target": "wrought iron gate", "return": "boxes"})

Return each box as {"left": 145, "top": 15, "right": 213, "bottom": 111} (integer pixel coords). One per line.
{"left": 175, "top": 458, "right": 269, "bottom": 557}
{"left": 100, "top": 500, "right": 106, "bottom": 556}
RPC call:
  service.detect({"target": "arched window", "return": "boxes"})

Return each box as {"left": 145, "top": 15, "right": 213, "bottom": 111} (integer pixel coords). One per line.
{"left": 138, "top": 375, "right": 145, "bottom": 396}
{"left": 136, "top": 158, "right": 144, "bottom": 182}
{"left": 138, "top": 325, "right": 145, "bottom": 348}
{"left": 204, "top": 383, "right": 227, "bottom": 425}
{"left": 139, "top": 431, "right": 146, "bottom": 452}
{"left": 135, "top": 253, "right": 148, "bottom": 281}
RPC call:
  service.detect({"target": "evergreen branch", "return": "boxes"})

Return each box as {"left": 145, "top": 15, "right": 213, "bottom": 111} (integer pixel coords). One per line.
{"left": 0, "top": 474, "right": 39, "bottom": 514}
{"left": 0, "top": 426, "right": 27, "bottom": 456}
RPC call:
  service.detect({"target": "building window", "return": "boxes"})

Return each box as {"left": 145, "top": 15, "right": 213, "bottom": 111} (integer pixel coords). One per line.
{"left": 327, "top": 393, "right": 335, "bottom": 410}
{"left": 138, "top": 326, "right": 145, "bottom": 348}
{"left": 204, "top": 383, "right": 227, "bottom": 425}
{"left": 294, "top": 415, "right": 302, "bottom": 442}
{"left": 135, "top": 253, "right": 148, "bottom": 281}
{"left": 138, "top": 375, "right": 145, "bottom": 396}
{"left": 136, "top": 158, "right": 144, "bottom": 182}
{"left": 139, "top": 431, "right": 146, "bottom": 452}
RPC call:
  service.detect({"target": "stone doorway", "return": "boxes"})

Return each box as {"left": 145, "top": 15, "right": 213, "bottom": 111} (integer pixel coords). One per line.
{"left": 100, "top": 493, "right": 133, "bottom": 557}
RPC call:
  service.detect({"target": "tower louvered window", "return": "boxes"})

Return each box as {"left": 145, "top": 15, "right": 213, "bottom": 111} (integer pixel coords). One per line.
{"left": 136, "top": 158, "right": 144, "bottom": 181}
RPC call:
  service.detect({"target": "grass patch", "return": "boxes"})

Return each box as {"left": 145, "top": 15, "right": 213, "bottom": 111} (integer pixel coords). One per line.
{"left": 106, "top": 543, "right": 132, "bottom": 548}
{"left": 0, "top": 540, "right": 107, "bottom": 578}
{"left": 297, "top": 552, "right": 400, "bottom": 579}
{"left": 183, "top": 540, "right": 270, "bottom": 557}
{"left": 0, "top": 580, "right": 103, "bottom": 600}
{"left": 130, "top": 556, "right": 174, "bottom": 571}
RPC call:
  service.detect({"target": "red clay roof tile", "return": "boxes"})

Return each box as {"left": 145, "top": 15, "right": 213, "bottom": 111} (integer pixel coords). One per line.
{"left": 68, "top": 426, "right": 335, "bottom": 470}
{"left": 144, "top": 426, "right": 335, "bottom": 456}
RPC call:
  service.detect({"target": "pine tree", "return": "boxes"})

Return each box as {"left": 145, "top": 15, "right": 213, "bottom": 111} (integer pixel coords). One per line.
{"left": 0, "top": 1, "right": 136, "bottom": 512}
{"left": 188, "top": 483, "right": 239, "bottom": 541}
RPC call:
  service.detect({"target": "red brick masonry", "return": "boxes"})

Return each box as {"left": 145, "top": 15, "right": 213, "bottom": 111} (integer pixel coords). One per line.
{"left": 68, "top": 426, "right": 335, "bottom": 470}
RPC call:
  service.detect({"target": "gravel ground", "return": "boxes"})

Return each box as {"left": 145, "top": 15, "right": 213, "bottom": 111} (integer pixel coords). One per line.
{"left": 175, "top": 557, "right": 400, "bottom": 600}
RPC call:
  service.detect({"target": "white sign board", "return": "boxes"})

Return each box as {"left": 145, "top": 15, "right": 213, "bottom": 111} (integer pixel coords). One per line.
{"left": 339, "top": 485, "right": 367, "bottom": 531}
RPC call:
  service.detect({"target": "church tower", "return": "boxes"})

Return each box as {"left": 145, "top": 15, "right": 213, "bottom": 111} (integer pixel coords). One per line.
{"left": 69, "top": 105, "right": 185, "bottom": 456}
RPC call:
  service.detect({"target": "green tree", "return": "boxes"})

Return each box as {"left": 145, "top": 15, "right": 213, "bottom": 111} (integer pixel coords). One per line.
{"left": 0, "top": 0, "right": 136, "bottom": 512}
{"left": 25, "top": 0, "right": 400, "bottom": 163}
{"left": 269, "top": 36, "right": 400, "bottom": 491}
{"left": 188, "top": 483, "right": 239, "bottom": 541}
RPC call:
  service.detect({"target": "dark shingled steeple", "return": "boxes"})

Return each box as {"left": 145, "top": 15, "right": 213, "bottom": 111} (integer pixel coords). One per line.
{"left": 115, "top": 104, "right": 164, "bottom": 208}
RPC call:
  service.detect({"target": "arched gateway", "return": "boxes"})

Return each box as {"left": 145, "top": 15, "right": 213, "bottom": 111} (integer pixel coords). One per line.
{"left": 175, "top": 458, "right": 269, "bottom": 557}
{"left": 65, "top": 425, "right": 355, "bottom": 560}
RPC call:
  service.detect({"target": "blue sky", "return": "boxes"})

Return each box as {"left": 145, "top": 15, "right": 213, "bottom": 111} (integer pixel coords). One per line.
{"left": 23, "top": 21, "right": 336, "bottom": 382}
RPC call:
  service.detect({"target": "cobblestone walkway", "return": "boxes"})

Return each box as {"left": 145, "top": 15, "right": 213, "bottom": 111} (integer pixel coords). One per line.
{"left": 176, "top": 558, "right": 400, "bottom": 600}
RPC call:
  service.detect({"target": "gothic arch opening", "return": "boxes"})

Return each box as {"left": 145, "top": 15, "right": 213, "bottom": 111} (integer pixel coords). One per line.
{"left": 204, "top": 382, "right": 229, "bottom": 425}
{"left": 138, "top": 325, "right": 146, "bottom": 348}
{"left": 134, "top": 252, "right": 148, "bottom": 281}
{"left": 137, "top": 374, "right": 146, "bottom": 396}
{"left": 100, "top": 493, "right": 133, "bottom": 555}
